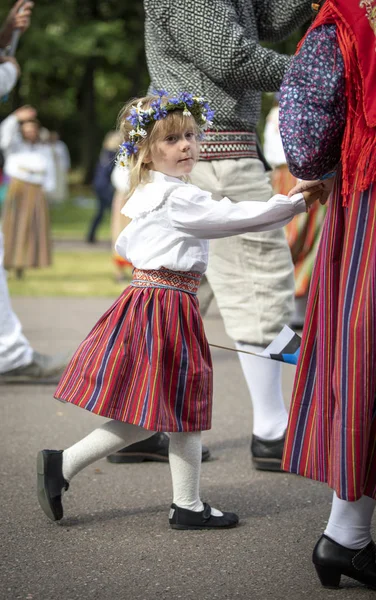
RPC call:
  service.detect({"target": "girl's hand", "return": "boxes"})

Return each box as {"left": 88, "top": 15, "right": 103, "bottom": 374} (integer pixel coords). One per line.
{"left": 302, "top": 184, "right": 324, "bottom": 209}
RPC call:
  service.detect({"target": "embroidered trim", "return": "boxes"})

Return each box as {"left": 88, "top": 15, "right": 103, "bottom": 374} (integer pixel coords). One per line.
{"left": 360, "top": 0, "right": 376, "bottom": 37}
{"left": 200, "top": 130, "right": 258, "bottom": 160}
{"left": 131, "top": 267, "right": 202, "bottom": 294}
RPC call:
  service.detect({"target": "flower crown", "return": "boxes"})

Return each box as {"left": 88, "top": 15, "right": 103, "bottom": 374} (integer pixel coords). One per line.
{"left": 116, "top": 89, "right": 215, "bottom": 168}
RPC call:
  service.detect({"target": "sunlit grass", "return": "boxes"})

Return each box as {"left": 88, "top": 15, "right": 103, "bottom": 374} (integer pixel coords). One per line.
{"left": 7, "top": 251, "right": 132, "bottom": 297}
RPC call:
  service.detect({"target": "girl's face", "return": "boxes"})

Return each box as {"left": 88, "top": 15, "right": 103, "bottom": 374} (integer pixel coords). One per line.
{"left": 147, "top": 120, "right": 199, "bottom": 178}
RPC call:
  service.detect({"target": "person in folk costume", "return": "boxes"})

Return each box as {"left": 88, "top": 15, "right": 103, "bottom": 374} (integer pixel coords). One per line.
{"left": 109, "top": 160, "right": 133, "bottom": 282}
{"left": 36, "top": 92, "right": 322, "bottom": 529}
{"left": 86, "top": 130, "right": 120, "bottom": 245}
{"left": 0, "top": 106, "right": 56, "bottom": 279}
{"left": 47, "top": 131, "right": 70, "bottom": 205}
{"left": 264, "top": 94, "right": 327, "bottom": 329}
{"left": 279, "top": 0, "right": 376, "bottom": 590}
{"left": 136, "top": 0, "right": 315, "bottom": 473}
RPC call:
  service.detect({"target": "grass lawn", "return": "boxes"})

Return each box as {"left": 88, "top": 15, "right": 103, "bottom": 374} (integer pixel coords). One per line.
{"left": 6, "top": 187, "right": 132, "bottom": 297}
{"left": 7, "top": 251, "right": 132, "bottom": 297}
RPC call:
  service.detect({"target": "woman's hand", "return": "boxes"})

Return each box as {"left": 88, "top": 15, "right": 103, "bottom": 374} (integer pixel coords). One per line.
{"left": 14, "top": 105, "right": 37, "bottom": 121}
{"left": 302, "top": 184, "right": 325, "bottom": 209}
{"left": 288, "top": 178, "right": 334, "bottom": 205}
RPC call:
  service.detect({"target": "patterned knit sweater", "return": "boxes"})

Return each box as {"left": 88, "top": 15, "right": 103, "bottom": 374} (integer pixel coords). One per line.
{"left": 144, "top": 0, "right": 312, "bottom": 159}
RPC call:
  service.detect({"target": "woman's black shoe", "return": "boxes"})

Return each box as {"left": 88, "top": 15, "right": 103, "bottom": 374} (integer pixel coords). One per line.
{"left": 169, "top": 503, "right": 239, "bottom": 530}
{"left": 313, "top": 534, "right": 376, "bottom": 590}
{"left": 37, "top": 449, "right": 69, "bottom": 521}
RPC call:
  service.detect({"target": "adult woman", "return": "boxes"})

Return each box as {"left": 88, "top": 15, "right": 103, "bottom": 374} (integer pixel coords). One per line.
{"left": 279, "top": 0, "right": 376, "bottom": 590}
{"left": 0, "top": 106, "right": 56, "bottom": 278}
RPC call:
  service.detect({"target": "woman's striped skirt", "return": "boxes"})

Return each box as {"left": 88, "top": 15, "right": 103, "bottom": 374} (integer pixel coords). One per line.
{"left": 54, "top": 268, "right": 212, "bottom": 432}
{"left": 282, "top": 177, "right": 376, "bottom": 500}
{"left": 2, "top": 178, "right": 51, "bottom": 270}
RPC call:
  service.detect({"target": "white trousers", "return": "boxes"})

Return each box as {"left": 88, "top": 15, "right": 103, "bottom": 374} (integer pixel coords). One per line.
{"left": 0, "top": 232, "right": 32, "bottom": 373}
{"left": 191, "top": 158, "right": 295, "bottom": 345}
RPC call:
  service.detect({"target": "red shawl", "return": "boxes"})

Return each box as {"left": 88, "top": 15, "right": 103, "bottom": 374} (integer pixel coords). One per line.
{"left": 298, "top": 0, "right": 376, "bottom": 203}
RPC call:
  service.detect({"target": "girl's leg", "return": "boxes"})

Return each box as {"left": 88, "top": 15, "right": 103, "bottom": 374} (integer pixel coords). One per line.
{"left": 324, "top": 493, "right": 376, "bottom": 549}
{"left": 168, "top": 432, "right": 239, "bottom": 528}
{"left": 62, "top": 420, "right": 154, "bottom": 482}
{"left": 37, "top": 421, "right": 153, "bottom": 521}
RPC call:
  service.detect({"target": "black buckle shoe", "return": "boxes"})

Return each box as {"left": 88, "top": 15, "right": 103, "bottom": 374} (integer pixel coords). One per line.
{"left": 106, "top": 432, "right": 211, "bottom": 464}
{"left": 37, "top": 450, "right": 69, "bottom": 521}
{"left": 313, "top": 534, "right": 376, "bottom": 590}
{"left": 169, "top": 503, "right": 239, "bottom": 530}
{"left": 250, "top": 432, "right": 285, "bottom": 471}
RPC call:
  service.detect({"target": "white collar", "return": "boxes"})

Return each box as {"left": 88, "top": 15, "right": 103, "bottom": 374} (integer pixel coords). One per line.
{"left": 121, "top": 170, "right": 186, "bottom": 219}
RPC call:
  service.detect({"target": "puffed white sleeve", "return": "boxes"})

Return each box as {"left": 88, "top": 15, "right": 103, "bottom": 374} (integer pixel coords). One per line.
{"left": 167, "top": 185, "right": 306, "bottom": 239}
{"left": 0, "top": 113, "right": 22, "bottom": 153}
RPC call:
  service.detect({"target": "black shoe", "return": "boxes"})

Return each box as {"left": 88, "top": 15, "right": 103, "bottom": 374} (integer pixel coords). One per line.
{"left": 250, "top": 432, "right": 285, "bottom": 471}
{"left": 37, "top": 450, "right": 69, "bottom": 521}
{"left": 313, "top": 534, "right": 376, "bottom": 590}
{"left": 169, "top": 503, "right": 239, "bottom": 530}
{"left": 106, "top": 432, "right": 211, "bottom": 464}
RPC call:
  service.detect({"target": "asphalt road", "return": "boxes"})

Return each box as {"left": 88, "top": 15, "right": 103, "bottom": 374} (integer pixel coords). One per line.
{"left": 0, "top": 296, "right": 374, "bottom": 600}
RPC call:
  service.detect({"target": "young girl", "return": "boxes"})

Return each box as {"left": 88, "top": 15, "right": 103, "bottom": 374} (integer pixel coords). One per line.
{"left": 36, "top": 91, "right": 321, "bottom": 530}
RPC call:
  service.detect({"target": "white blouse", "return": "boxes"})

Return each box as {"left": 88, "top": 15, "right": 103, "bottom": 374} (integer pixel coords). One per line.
{"left": 115, "top": 170, "right": 305, "bottom": 274}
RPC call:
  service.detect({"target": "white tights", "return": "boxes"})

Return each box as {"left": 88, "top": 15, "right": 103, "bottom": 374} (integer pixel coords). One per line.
{"left": 62, "top": 421, "right": 221, "bottom": 514}
{"left": 324, "top": 492, "right": 376, "bottom": 549}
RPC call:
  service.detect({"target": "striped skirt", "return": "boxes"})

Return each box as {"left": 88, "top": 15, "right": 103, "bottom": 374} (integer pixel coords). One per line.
{"left": 282, "top": 176, "right": 376, "bottom": 500}
{"left": 2, "top": 178, "right": 51, "bottom": 270}
{"left": 54, "top": 268, "right": 212, "bottom": 432}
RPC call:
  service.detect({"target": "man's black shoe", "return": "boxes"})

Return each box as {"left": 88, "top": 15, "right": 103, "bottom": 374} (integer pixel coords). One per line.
{"left": 106, "top": 432, "right": 211, "bottom": 463}
{"left": 169, "top": 503, "right": 239, "bottom": 530}
{"left": 37, "top": 449, "right": 69, "bottom": 521}
{"left": 251, "top": 432, "right": 286, "bottom": 471}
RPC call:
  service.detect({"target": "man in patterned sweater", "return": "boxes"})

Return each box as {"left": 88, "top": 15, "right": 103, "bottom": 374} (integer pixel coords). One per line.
{"left": 109, "top": 0, "right": 313, "bottom": 469}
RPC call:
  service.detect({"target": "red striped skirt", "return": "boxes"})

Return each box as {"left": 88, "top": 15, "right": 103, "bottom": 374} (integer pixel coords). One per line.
{"left": 54, "top": 268, "right": 212, "bottom": 432}
{"left": 282, "top": 177, "right": 376, "bottom": 500}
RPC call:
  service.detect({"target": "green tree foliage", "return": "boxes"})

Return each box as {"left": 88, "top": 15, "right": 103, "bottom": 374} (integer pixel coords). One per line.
{"left": 0, "top": 1, "right": 308, "bottom": 180}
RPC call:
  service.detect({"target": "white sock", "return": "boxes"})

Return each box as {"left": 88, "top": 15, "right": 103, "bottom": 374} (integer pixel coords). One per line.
{"left": 169, "top": 432, "right": 222, "bottom": 516}
{"left": 62, "top": 420, "right": 154, "bottom": 482}
{"left": 235, "top": 342, "right": 288, "bottom": 439}
{"left": 324, "top": 493, "right": 376, "bottom": 549}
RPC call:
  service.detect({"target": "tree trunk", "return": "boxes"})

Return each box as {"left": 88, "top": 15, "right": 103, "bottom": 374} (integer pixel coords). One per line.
{"left": 78, "top": 56, "right": 97, "bottom": 184}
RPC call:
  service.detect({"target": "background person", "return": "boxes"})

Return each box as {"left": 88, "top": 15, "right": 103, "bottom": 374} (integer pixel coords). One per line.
{"left": 0, "top": 106, "right": 56, "bottom": 278}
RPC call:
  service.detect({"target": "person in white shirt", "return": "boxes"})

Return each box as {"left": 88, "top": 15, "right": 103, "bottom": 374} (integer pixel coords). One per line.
{"left": 0, "top": 106, "right": 56, "bottom": 278}
{"left": 0, "top": 0, "right": 69, "bottom": 383}
{"left": 36, "top": 92, "right": 322, "bottom": 530}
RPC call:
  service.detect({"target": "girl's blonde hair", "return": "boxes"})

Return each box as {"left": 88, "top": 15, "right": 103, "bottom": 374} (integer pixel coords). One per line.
{"left": 117, "top": 95, "right": 201, "bottom": 200}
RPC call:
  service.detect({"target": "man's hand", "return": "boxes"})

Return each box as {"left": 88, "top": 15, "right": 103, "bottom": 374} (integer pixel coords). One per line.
{"left": 0, "top": 55, "right": 20, "bottom": 77}
{"left": 0, "top": 1, "right": 34, "bottom": 49}
{"left": 288, "top": 177, "right": 335, "bottom": 206}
